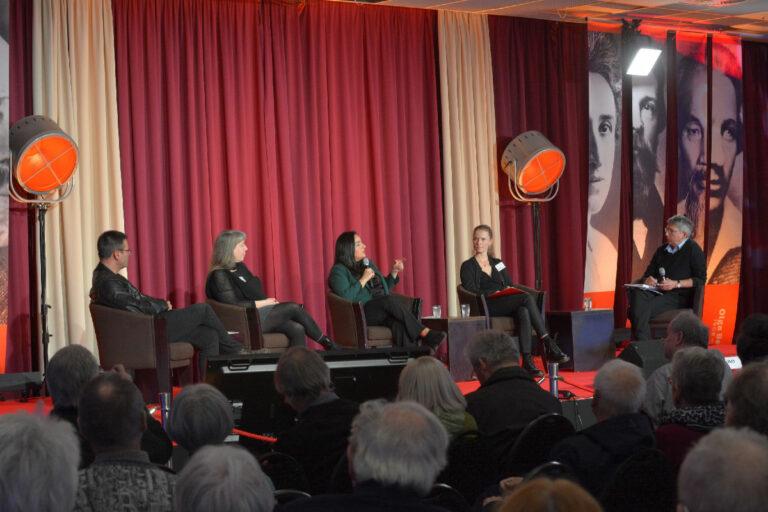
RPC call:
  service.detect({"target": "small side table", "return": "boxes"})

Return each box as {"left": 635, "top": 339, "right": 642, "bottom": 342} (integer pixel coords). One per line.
{"left": 546, "top": 309, "right": 615, "bottom": 371}
{"left": 422, "top": 316, "right": 487, "bottom": 381}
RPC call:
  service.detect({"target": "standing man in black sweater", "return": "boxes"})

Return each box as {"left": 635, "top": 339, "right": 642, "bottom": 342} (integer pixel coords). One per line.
{"left": 629, "top": 215, "right": 706, "bottom": 340}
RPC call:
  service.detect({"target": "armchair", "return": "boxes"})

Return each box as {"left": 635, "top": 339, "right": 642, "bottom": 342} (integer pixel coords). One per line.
{"left": 206, "top": 299, "right": 289, "bottom": 353}
{"left": 456, "top": 284, "right": 546, "bottom": 338}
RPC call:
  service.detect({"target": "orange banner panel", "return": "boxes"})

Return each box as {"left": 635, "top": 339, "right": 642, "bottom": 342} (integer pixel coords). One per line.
{"left": 702, "top": 284, "right": 739, "bottom": 345}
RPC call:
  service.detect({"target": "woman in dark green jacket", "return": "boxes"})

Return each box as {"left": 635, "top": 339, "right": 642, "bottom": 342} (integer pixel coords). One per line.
{"left": 328, "top": 231, "right": 445, "bottom": 350}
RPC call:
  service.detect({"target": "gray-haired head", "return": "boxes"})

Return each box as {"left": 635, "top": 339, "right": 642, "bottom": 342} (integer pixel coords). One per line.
{"left": 274, "top": 347, "right": 331, "bottom": 409}
{"left": 671, "top": 347, "right": 724, "bottom": 407}
{"left": 593, "top": 359, "right": 646, "bottom": 419}
{"left": 46, "top": 345, "right": 99, "bottom": 408}
{"left": 169, "top": 384, "right": 233, "bottom": 454}
{"left": 349, "top": 400, "right": 448, "bottom": 495}
{"left": 397, "top": 356, "right": 466, "bottom": 416}
{"left": 726, "top": 362, "right": 768, "bottom": 436}
{"left": 669, "top": 311, "right": 709, "bottom": 349}
{"left": 667, "top": 215, "right": 694, "bottom": 237}
{"left": 678, "top": 428, "right": 768, "bottom": 512}
{"left": 465, "top": 330, "right": 520, "bottom": 373}
{"left": 0, "top": 413, "right": 80, "bottom": 512}
{"left": 175, "top": 445, "right": 275, "bottom": 512}
{"left": 209, "top": 230, "right": 246, "bottom": 272}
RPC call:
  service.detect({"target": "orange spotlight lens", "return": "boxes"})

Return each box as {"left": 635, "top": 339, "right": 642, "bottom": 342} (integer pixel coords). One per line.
{"left": 16, "top": 135, "right": 78, "bottom": 193}
{"left": 517, "top": 148, "right": 566, "bottom": 194}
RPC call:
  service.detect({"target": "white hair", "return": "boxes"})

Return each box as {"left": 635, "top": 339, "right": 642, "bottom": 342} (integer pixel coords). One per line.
{"left": 465, "top": 330, "right": 520, "bottom": 371}
{"left": 679, "top": 428, "right": 768, "bottom": 512}
{"left": 350, "top": 400, "right": 448, "bottom": 495}
{"left": 0, "top": 412, "right": 80, "bottom": 512}
{"left": 397, "top": 356, "right": 466, "bottom": 415}
{"left": 169, "top": 384, "right": 233, "bottom": 454}
{"left": 593, "top": 359, "right": 646, "bottom": 417}
{"left": 175, "top": 445, "right": 275, "bottom": 512}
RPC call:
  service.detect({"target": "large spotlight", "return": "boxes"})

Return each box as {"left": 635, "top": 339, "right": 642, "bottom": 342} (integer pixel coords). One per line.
{"left": 627, "top": 48, "right": 662, "bottom": 76}
{"left": 10, "top": 115, "right": 79, "bottom": 371}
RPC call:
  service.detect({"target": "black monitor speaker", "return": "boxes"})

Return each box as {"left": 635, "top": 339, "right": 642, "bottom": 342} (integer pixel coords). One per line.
{"left": 618, "top": 340, "right": 669, "bottom": 378}
{"left": 205, "top": 347, "right": 429, "bottom": 437}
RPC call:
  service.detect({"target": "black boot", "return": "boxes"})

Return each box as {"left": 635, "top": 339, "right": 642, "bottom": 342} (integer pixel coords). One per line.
{"left": 542, "top": 333, "right": 569, "bottom": 364}
{"left": 522, "top": 354, "right": 544, "bottom": 377}
{"left": 317, "top": 335, "right": 339, "bottom": 351}
{"left": 422, "top": 330, "right": 447, "bottom": 353}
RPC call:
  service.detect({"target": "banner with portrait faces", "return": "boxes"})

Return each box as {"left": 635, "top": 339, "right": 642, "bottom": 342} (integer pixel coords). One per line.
{"left": 584, "top": 29, "right": 622, "bottom": 309}
{"left": 676, "top": 34, "right": 743, "bottom": 345}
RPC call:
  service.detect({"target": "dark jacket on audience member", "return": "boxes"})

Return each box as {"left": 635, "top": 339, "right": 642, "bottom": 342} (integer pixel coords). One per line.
{"left": 275, "top": 395, "right": 360, "bottom": 495}
{"left": 51, "top": 406, "right": 173, "bottom": 468}
{"left": 465, "top": 366, "right": 562, "bottom": 436}
{"left": 278, "top": 481, "right": 447, "bottom": 512}
{"left": 550, "top": 412, "right": 655, "bottom": 497}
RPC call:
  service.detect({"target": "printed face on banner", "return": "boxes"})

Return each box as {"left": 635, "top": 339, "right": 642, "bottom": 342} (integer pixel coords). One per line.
{"left": 588, "top": 72, "right": 616, "bottom": 212}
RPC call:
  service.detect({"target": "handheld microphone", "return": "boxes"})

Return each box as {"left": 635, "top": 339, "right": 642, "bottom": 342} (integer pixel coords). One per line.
{"left": 363, "top": 257, "right": 370, "bottom": 267}
{"left": 659, "top": 267, "right": 666, "bottom": 282}
{"left": 362, "top": 258, "right": 380, "bottom": 287}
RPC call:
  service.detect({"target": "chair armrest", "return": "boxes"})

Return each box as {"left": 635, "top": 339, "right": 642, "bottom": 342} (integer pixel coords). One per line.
{"left": 327, "top": 292, "right": 367, "bottom": 348}
{"left": 691, "top": 283, "right": 705, "bottom": 317}
{"left": 206, "top": 299, "right": 261, "bottom": 349}
{"left": 456, "top": 285, "right": 488, "bottom": 317}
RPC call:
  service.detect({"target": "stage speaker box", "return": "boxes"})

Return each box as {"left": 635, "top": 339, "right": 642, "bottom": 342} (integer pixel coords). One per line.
{"left": 205, "top": 347, "right": 428, "bottom": 437}
{"left": 618, "top": 340, "right": 669, "bottom": 378}
{"left": 560, "top": 397, "right": 597, "bottom": 431}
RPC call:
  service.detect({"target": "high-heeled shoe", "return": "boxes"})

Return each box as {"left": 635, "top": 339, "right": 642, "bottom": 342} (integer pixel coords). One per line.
{"left": 522, "top": 354, "right": 544, "bottom": 377}
{"left": 541, "top": 333, "right": 569, "bottom": 364}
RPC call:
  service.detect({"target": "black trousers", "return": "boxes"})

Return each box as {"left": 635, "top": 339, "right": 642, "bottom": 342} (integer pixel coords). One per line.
{"left": 364, "top": 295, "right": 422, "bottom": 348}
{"left": 161, "top": 303, "right": 242, "bottom": 375}
{"left": 629, "top": 289, "right": 690, "bottom": 340}
{"left": 486, "top": 292, "right": 547, "bottom": 355}
{"left": 262, "top": 302, "right": 323, "bottom": 347}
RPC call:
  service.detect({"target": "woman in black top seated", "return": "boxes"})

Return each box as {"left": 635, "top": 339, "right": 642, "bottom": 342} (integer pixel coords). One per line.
{"left": 460, "top": 224, "right": 568, "bottom": 376}
{"left": 328, "top": 231, "right": 446, "bottom": 351}
{"left": 206, "top": 230, "right": 335, "bottom": 350}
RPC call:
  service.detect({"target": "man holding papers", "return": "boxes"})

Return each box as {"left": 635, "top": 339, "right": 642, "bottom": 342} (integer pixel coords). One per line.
{"left": 628, "top": 215, "right": 706, "bottom": 340}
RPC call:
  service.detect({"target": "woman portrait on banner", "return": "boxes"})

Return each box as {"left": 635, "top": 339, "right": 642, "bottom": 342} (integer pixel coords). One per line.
{"left": 459, "top": 224, "right": 568, "bottom": 377}
{"left": 677, "top": 44, "right": 744, "bottom": 284}
{"left": 206, "top": 230, "right": 336, "bottom": 350}
{"left": 327, "top": 231, "right": 446, "bottom": 351}
{"left": 584, "top": 31, "right": 622, "bottom": 294}
{"left": 631, "top": 30, "right": 667, "bottom": 280}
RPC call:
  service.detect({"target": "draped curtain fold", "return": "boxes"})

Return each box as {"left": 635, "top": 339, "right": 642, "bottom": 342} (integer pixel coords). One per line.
{"left": 738, "top": 40, "right": 768, "bottom": 322}
{"left": 32, "top": 0, "right": 125, "bottom": 357}
{"left": 437, "top": 11, "right": 500, "bottom": 316}
{"left": 112, "top": 0, "right": 446, "bottom": 335}
{"left": 488, "top": 17, "right": 589, "bottom": 311}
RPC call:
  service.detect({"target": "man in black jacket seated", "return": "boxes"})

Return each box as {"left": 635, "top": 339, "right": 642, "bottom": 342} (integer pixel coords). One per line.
{"left": 629, "top": 214, "right": 706, "bottom": 340}
{"left": 274, "top": 347, "right": 359, "bottom": 494}
{"left": 90, "top": 230, "right": 243, "bottom": 375}
{"left": 464, "top": 329, "right": 562, "bottom": 437}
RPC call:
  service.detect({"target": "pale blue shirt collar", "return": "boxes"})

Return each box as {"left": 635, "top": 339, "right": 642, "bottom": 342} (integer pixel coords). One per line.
{"left": 666, "top": 237, "right": 688, "bottom": 254}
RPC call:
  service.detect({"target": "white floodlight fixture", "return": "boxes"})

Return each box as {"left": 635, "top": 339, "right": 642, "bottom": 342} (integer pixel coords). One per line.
{"left": 627, "top": 47, "right": 662, "bottom": 76}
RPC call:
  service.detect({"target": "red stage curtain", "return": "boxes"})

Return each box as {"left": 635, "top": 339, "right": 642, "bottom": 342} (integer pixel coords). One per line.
{"left": 5, "top": 0, "right": 37, "bottom": 373}
{"left": 112, "top": 0, "right": 445, "bottom": 330}
{"left": 738, "top": 41, "right": 768, "bottom": 321}
{"left": 488, "top": 17, "right": 589, "bottom": 311}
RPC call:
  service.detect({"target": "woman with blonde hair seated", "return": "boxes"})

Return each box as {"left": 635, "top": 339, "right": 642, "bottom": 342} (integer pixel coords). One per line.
{"left": 206, "top": 230, "right": 335, "bottom": 350}
{"left": 397, "top": 356, "right": 477, "bottom": 439}
{"left": 500, "top": 478, "right": 602, "bottom": 512}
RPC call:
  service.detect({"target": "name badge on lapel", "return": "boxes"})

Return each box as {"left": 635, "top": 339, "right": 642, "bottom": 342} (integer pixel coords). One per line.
{"left": 238, "top": 276, "right": 247, "bottom": 282}
{"left": 495, "top": 262, "right": 506, "bottom": 272}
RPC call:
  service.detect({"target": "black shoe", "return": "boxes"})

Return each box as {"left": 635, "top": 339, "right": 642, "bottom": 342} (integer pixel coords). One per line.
{"left": 423, "top": 330, "right": 447, "bottom": 352}
{"left": 317, "top": 335, "right": 339, "bottom": 351}
{"left": 522, "top": 354, "right": 544, "bottom": 377}
{"left": 542, "top": 333, "right": 569, "bottom": 364}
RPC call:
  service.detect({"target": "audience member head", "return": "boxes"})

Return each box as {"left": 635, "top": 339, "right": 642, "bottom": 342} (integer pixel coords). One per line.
{"left": 333, "top": 230, "right": 360, "bottom": 270}
{"left": 736, "top": 313, "right": 768, "bottom": 365}
{"left": 663, "top": 311, "right": 708, "bottom": 359}
{"left": 678, "top": 428, "right": 768, "bottom": 512}
{"left": 46, "top": 345, "right": 99, "bottom": 409}
{"left": 670, "top": 347, "right": 724, "bottom": 408}
{"left": 78, "top": 372, "right": 146, "bottom": 453}
{"left": 274, "top": 346, "right": 331, "bottom": 413}
{"left": 725, "top": 361, "right": 768, "bottom": 436}
{"left": 209, "top": 230, "right": 247, "bottom": 272}
{"left": 592, "top": 359, "right": 646, "bottom": 421}
{"left": 175, "top": 445, "right": 275, "bottom": 512}
{"left": 465, "top": 330, "right": 520, "bottom": 384}
{"left": 397, "top": 356, "right": 466, "bottom": 415}
{"left": 169, "top": 384, "right": 233, "bottom": 454}
{"left": 500, "top": 478, "right": 603, "bottom": 512}
{"left": 348, "top": 400, "right": 448, "bottom": 495}
{"left": 0, "top": 413, "right": 80, "bottom": 512}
